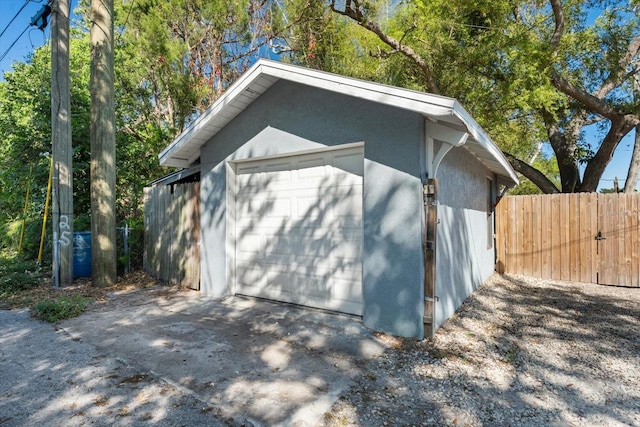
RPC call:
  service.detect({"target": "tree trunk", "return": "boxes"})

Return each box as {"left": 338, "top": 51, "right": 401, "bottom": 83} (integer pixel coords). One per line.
{"left": 580, "top": 117, "right": 636, "bottom": 192}
{"left": 624, "top": 124, "right": 640, "bottom": 192}
{"left": 90, "top": 0, "right": 117, "bottom": 287}
{"left": 542, "top": 111, "right": 580, "bottom": 192}
{"left": 625, "top": 75, "right": 640, "bottom": 193}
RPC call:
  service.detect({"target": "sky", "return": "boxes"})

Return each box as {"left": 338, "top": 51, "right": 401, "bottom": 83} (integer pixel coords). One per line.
{"left": 0, "top": 0, "right": 57, "bottom": 74}
{"left": 0, "top": 0, "right": 638, "bottom": 192}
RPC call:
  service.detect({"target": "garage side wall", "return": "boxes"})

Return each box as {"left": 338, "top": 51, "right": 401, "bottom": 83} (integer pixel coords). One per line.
{"left": 435, "top": 147, "right": 496, "bottom": 329}
{"left": 199, "top": 80, "right": 425, "bottom": 338}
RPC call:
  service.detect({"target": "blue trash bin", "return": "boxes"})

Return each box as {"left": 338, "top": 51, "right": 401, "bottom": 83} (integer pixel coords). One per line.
{"left": 73, "top": 232, "right": 92, "bottom": 278}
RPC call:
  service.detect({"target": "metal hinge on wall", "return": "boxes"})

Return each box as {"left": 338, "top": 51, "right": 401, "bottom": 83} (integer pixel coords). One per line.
{"left": 424, "top": 184, "right": 436, "bottom": 196}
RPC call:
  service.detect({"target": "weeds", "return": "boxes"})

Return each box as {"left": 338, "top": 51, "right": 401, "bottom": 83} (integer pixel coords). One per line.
{"left": 0, "top": 257, "right": 43, "bottom": 298}
{"left": 32, "top": 295, "right": 93, "bottom": 322}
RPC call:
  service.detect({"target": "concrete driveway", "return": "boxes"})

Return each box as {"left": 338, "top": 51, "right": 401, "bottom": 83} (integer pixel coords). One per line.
{"left": 54, "top": 288, "right": 386, "bottom": 426}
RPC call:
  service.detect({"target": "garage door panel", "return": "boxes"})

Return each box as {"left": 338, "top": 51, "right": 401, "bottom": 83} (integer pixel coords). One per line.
{"left": 236, "top": 195, "right": 263, "bottom": 220}
{"left": 235, "top": 146, "right": 363, "bottom": 316}
{"left": 332, "top": 277, "right": 361, "bottom": 302}
{"left": 332, "top": 186, "right": 362, "bottom": 221}
{"left": 330, "top": 237, "right": 362, "bottom": 267}
{"left": 294, "top": 192, "right": 325, "bottom": 220}
{"left": 265, "top": 197, "right": 292, "bottom": 220}
{"left": 237, "top": 232, "right": 263, "bottom": 258}
{"left": 237, "top": 265, "right": 267, "bottom": 291}
{"left": 292, "top": 272, "right": 328, "bottom": 300}
{"left": 265, "top": 270, "right": 293, "bottom": 296}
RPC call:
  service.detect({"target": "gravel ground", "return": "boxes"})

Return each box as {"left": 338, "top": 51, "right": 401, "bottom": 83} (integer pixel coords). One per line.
{"left": 321, "top": 274, "right": 640, "bottom": 427}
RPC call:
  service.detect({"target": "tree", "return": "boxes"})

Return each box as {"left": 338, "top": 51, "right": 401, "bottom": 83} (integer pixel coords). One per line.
{"left": 0, "top": 38, "right": 93, "bottom": 257}
{"left": 114, "top": 0, "right": 277, "bottom": 133}
{"left": 325, "top": 0, "right": 640, "bottom": 193}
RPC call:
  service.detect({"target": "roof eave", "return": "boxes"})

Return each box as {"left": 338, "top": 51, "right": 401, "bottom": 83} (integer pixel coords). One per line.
{"left": 158, "top": 60, "right": 519, "bottom": 186}
{"left": 452, "top": 103, "right": 520, "bottom": 186}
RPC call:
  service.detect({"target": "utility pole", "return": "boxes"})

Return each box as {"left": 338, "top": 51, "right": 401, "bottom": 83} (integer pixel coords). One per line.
{"left": 90, "top": 0, "right": 117, "bottom": 287}
{"left": 50, "top": 0, "right": 73, "bottom": 286}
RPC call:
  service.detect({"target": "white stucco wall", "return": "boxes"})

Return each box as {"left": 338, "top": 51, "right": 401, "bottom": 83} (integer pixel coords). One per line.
{"left": 435, "top": 146, "right": 496, "bottom": 329}
{"left": 198, "top": 80, "right": 426, "bottom": 338}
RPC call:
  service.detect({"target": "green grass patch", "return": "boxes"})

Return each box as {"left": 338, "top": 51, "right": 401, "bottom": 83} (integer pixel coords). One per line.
{"left": 32, "top": 295, "right": 93, "bottom": 322}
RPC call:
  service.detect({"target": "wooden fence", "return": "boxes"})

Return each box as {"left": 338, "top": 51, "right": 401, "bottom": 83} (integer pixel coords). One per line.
{"left": 496, "top": 193, "right": 640, "bottom": 287}
{"left": 144, "top": 182, "right": 200, "bottom": 289}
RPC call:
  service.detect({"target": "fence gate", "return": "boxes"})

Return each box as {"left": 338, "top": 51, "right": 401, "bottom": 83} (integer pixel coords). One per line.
{"left": 496, "top": 193, "right": 640, "bottom": 287}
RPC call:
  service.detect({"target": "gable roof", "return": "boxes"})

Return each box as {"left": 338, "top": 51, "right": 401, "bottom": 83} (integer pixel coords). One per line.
{"left": 159, "top": 59, "right": 518, "bottom": 185}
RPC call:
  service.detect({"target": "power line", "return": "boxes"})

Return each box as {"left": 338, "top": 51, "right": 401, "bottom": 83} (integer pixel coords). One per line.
{"left": 0, "top": 24, "right": 30, "bottom": 63}
{"left": 0, "top": 0, "right": 30, "bottom": 40}
{"left": 0, "top": 3, "right": 51, "bottom": 65}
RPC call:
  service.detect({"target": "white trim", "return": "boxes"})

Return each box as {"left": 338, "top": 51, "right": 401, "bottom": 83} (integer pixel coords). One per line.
{"left": 225, "top": 161, "right": 238, "bottom": 296}
{"left": 433, "top": 144, "right": 454, "bottom": 179}
{"left": 229, "top": 141, "right": 365, "bottom": 165}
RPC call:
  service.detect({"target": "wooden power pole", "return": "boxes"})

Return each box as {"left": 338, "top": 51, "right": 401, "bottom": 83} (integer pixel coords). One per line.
{"left": 51, "top": 0, "right": 73, "bottom": 286}
{"left": 90, "top": 0, "right": 117, "bottom": 287}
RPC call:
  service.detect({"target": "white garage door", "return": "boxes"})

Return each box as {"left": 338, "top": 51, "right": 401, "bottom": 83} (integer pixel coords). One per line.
{"left": 234, "top": 145, "right": 363, "bottom": 315}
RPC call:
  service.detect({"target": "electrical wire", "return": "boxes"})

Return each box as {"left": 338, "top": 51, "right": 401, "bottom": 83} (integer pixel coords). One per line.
{"left": 0, "top": 24, "right": 30, "bottom": 63}
{"left": 0, "top": 0, "right": 30, "bottom": 39}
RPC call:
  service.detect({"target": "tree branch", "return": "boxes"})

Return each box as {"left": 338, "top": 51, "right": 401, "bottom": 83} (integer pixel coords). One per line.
{"left": 550, "top": 71, "right": 622, "bottom": 119}
{"left": 594, "top": 35, "right": 640, "bottom": 99}
{"left": 549, "top": 0, "right": 564, "bottom": 51}
{"left": 504, "top": 152, "right": 560, "bottom": 194}
{"left": 330, "top": 0, "right": 440, "bottom": 94}
{"left": 541, "top": 109, "right": 580, "bottom": 192}
{"left": 580, "top": 115, "right": 638, "bottom": 191}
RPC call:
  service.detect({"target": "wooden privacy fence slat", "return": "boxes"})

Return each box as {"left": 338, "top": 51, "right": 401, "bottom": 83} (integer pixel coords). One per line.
{"left": 496, "top": 193, "right": 640, "bottom": 287}
{"left": 144, "top": 182, "right": 200, "bottom": 289}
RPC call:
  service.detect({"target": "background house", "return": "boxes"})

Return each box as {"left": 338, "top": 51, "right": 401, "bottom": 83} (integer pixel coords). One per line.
{"left": 149, "top": 60, "right": 518, "bottom": 339}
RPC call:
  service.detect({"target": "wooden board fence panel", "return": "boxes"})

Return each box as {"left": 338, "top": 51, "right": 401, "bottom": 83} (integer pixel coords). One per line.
{"left": 496, "top": 193, "right": 640, "bottom": 287}
{"left": 144, "top": 182, "right": 200, "bottom": 289}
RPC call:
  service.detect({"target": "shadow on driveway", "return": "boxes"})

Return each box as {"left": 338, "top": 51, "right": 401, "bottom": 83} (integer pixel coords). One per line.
{"left": 60, "top": 289, "right": 387, "bottom": 426}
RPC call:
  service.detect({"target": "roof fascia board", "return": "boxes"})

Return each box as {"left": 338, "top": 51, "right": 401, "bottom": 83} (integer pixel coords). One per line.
{"left": 260, "top": 61, "right": 457, "bottom": 118}
{"left": 452, "top": 103, "right": 519, "bottom": 185}
{"left": 158, "top": 63, "right": 272, "bottom": 165}
{"left": 149, "top": 164, "right": 200, "bottom": 187}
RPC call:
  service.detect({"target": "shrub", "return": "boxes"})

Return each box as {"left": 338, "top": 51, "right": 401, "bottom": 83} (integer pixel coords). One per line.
{"left": 0, "top": 257, "right": 43, "bottom": 297}
{"left": 32, "top": 295, "right": 92, "bottom": 322}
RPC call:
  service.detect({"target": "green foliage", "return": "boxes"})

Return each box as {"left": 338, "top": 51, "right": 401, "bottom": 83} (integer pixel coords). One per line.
{"left": 2, "top": 218, "right": 48, "bottom": 260}
{"left": 0, "top": 256, "right": 44, "bottom": 297}
{"left": 304, "top": 0, "right": 640, "bottom": 193}
{"left": 0, "top": 34, "right": 92, "bottom": 256}
{"left": 32, "top": 295, "right": 92, "bottom": 322}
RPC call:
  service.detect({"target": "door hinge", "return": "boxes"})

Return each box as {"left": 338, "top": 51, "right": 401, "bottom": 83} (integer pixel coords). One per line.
{"left": 424, "top": 184, "right": 436, "bottom": 196}
{"left": 424, "top": 296, "right": 439, "bottom": 302}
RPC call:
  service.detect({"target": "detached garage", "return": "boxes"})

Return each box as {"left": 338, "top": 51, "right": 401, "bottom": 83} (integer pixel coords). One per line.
{"left": 155, "top": 59, "right": 518, "bottom": 339}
